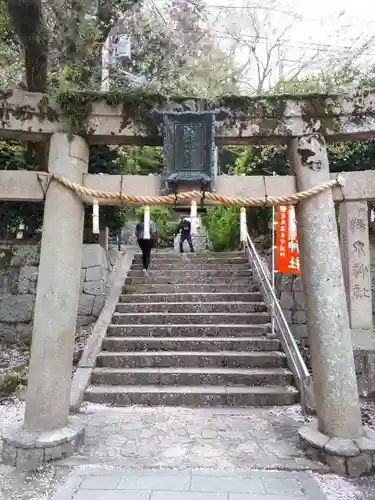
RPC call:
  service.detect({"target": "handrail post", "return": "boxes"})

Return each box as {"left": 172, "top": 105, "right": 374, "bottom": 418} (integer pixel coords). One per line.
{"left": 271, "top": 171, "right": 276, "bottom": 337}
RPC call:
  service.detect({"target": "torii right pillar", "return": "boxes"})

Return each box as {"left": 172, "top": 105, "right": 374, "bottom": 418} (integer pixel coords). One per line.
{"left": 290, "top": 134, "right": 375, "bottom": 477}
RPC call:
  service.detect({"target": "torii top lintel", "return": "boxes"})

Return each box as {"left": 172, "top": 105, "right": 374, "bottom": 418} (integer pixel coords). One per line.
{"left": 1, "top": 88, "right": 375, "bottom": 145}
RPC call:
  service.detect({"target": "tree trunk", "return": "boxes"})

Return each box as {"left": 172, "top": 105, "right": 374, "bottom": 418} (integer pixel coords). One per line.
{"left": 7, "top": 0, "right": 49, "bottom": 169}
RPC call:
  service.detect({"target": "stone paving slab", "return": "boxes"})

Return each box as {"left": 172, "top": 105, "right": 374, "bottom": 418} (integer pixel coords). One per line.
{"left": 50, "top": 468, "right": 328, "bottom": 500}
{"left": 2, "top": 401, "right": 375, "bottom": 500}
{"left": 58, "top": 404, "right": 325, "bottom": 471}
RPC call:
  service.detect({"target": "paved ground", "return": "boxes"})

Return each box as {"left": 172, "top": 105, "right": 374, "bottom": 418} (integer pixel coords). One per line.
{"left": 1, "top": 401, "right": 375, "bottom": 500}
{"left": 51, "top": 468, "right": 327, "bottom": 500}
{"left": 60, "top": 404, "right": 324, "bottom": 471}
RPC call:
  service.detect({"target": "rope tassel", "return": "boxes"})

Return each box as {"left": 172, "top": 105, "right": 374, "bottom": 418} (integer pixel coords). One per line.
{"left": 190, "top": 200, "right": 197, "bottom": 235}
{"left": 143, "top": 205, "right": 151, "bottom": 239}
{"left": 288, "top": 205, "right": 297, "bottom": 241}
{"left": 92, "top": 199, "right": 99, "bottom": 234}
{"left": 240, "top": 207, "right": 247, "bottom": 242}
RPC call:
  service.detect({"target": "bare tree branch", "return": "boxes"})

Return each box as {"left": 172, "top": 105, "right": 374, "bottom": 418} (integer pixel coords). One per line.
{"left": 213, "top": 0, "right": 375, "bottom": 94}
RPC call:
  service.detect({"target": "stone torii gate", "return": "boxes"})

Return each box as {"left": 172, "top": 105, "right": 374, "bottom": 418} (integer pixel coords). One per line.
{"left": 1, "top": 88, "right": 375, "bottom": 475}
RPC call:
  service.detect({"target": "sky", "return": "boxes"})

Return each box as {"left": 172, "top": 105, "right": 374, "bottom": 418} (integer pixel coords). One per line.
{"left": 150, "top": 0, "right": 375, "bottom": 91}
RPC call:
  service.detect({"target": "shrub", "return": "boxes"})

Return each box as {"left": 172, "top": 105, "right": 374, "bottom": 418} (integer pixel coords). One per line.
{"left": 202, "top": 206, "right": 241, "bottom": 252}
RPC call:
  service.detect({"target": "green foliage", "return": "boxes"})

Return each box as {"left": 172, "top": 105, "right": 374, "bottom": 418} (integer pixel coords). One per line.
{"left": 55, "top": 90, "right": 137, "bottom": 135}
{"left": 89, "top": 145, "right": 119, "bottom": 174}
{"left": 0, "top": 1, "right": 11, "bottom": 41}
{"left": 218, "top": 138, "right": 375, "bottom": 237}
{"left": 135, "top": 205, "right": 175, "bottom": 247}
{"left": 55, "top": 89, "right": 174, "bottom": 136}
{"left": 87, "top": 144, "right": 165, "bottom": 232}
{"left": 0, "top": 140, "right": 28, "bottom": 169}
{"left": 327, "top": 141, "right": 375, "bottom": 173}
{"left": 0, "top": 138, "right": 165, "bottom": 238}
{"left": 116, "top": 146, "right": 163, "bottom": 175}
{"left": 225, "top": 144, "right": 288, "bottom": 176}
{"left": 88, "top": 145, "right": 132, "bottom": 232}
{"left": 202, "top": 206, "right": 240, "bottom": 252}
{"left": 83, "top": 204, "right": 131, "bottom": 233}
{"left": 247, "top": 206, "right": 272, "bottom": 241}
{"left": 226, "top": 140, "right": 375, "bottom": 180}
{"left": 0, "top": 140, "right": 43, "bottom": 239}
{"left": 273, "top": 65, "right": 362, "bottom": 94}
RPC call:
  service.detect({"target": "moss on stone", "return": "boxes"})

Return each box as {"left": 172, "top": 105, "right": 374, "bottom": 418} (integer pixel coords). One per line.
{"left": 54, "top": 91, "right": 300, "bottom": 136}
{"left": 300, "top": 95, "right": 343, "bottom": 135}
{"left": 56, "top": 89, "right": 177, "bottom": 136}
{"left": 2, "top": 86, "right": 373, "bottom": 139}
{"left": 0, "top": 247, "right": 14, "bottom": 267}
{"left": 0, "top": 372, "right": 22, "bottom": 396}
{"left": 56, "top": 91, "right": 94, "bottom": 134}
{"left": 12, "top": 362, "right": 27, "bottom": 373}
{"left": 218, "top": 95, "right": 287, "bottom": 121}
{"left": 0, "top": 88, "right": 14, "bottom": 101}
{"left": 38, "top": 95, "right": 59, "bottom": 123}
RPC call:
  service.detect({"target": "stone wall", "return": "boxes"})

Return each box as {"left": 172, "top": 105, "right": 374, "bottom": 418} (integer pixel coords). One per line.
{"left": 274, "top": 240, "right": 375, "bottom": 341}
{"left": 262, "top": 250, "right": 307, "bottom": 341}
{"left": 0, "top": 243, "right": 119, "bottom": 343}
{"left": 121, "top": 220, "right": 138, "bottom": 246}
{"left": 275, "top": 273, "right": 307, "bottom": 340}
{"left": 265, "top": 240, "right": 375, "bottom": 397}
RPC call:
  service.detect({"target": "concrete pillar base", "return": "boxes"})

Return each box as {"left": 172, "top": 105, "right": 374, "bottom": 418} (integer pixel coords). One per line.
{"left": 1, "top": 419, "right": 84, "bottom": 471}
{"left": 299, "top": 419, "right": 375, "bottom": 477}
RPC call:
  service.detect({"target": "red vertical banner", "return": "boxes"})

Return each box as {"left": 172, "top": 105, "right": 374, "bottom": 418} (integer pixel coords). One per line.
{"left": 275, "top": 205, "right": 301, "bottom": 274}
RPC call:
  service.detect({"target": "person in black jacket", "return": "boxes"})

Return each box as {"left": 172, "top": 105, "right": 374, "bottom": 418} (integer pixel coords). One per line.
{"left": 135, "top": 216, "right": 157, "bottom": 274}
{"left": 175, "top": 216, "right": 194, "bottom": 253}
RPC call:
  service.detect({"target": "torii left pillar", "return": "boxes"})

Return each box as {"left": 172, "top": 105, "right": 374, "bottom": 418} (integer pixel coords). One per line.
{"left": 2, "top": 133, "right": 88, "bottom": 470}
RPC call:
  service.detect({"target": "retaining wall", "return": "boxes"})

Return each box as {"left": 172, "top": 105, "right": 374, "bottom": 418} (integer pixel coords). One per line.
{"left": 0, "top": 243, "right": 119, "bottom": 343}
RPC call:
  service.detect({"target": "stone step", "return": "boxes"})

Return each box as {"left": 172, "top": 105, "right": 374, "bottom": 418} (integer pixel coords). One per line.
{"left": 127, "top": 270, "right": 252, "bottom": 278}
{"left": 119, "top": 292, "right": 263, "bottom": 303}
{"left": 125, "top": 276, "right": 253, "bottom": 285}
{"left": 85, "top": 384, "right": 299, "bottom": 406}
{"left": 112, "top": 312, "right": 270, "bottom": 325}
{"left": 91, "top": 366, "right": 293, "bottom": 386}
{"left": 133, "top": 258, "right": 248, "bottom": 265}
{"left": 96, "top": 351, "right": 286, "bottom": 369}
{"left": 133, "top": 251, "right": 245, "bottom": 259}
{"left": 106, "top": 324, "right": 269, "bottom": 337}
{"left": 123, "top": 283, "right": 260, "bottom": 294}
{"left": 131, "top": 263, "right": 250, "bottom": 270}
{"left": 133, "top": 261, "right": 250, "bottom": 268}
{"left": 102, "top": 336, "right": 280, "bottom": 352}
{"left": 115, "top": 302, "right": 267, "bottom": 314}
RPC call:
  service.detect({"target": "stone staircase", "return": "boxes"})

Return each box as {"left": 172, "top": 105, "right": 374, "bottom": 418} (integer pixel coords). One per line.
{"left": 85, "top": 251, "right": 299, "bottom": 406}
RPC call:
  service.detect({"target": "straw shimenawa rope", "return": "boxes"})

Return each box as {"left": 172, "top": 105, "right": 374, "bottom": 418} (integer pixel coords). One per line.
{"left": 38, "top": 172, "right": 345, "bottom": 207}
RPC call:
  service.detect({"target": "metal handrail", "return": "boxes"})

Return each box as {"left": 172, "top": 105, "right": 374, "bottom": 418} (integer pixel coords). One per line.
{"left": 244, "top": 231, "right": 312, "bottom": 413}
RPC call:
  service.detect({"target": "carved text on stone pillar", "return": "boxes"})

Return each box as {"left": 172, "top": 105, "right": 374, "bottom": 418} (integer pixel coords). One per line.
{"left": 340, "top": 200, "right": 373, "bottom": 329}
{"left": 349, "top": 203, "right": 371, "bottom": 307}
{"left": 353, "top": 240, "right": 365, "bottom": 256}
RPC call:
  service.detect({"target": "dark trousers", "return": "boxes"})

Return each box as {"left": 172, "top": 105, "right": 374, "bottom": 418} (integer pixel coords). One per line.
{"left": 180, "top": 232, "right": 194, "bottom": 253}
{"left": 138, "top": 238, "right": 153, "bottom": 269}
